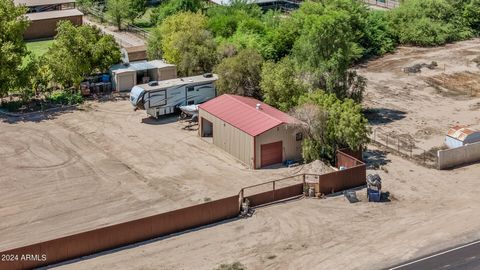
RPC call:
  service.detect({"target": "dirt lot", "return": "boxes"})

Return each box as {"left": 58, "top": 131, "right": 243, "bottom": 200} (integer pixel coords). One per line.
{"left": 0, "top": 100, "right": 304, "bottom": 251}
{"left": 50, "top": 39, "right": 480, "bottom": 270}
{"left": 55, "top": 149, "right": 480, "bottom": 270}
{"left": 358, "top": 38, "right": 480, "bottom": 152}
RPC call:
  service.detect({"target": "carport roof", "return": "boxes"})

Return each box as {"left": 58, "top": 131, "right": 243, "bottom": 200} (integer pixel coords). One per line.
{"left": 25, "top": 9, "right": 83, "bottom": 21}
{"left": 199, "top": 94, "right": 298, "bottom": 137}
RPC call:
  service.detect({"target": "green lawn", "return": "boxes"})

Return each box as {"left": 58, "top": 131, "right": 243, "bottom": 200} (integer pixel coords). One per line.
{"left": 26, "top": 39, "right": 54, "bottom": 57}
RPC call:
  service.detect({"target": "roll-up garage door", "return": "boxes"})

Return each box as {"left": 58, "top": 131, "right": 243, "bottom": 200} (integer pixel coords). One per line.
{"left": 260, "top": 141, "right": 283, "bottom": 167}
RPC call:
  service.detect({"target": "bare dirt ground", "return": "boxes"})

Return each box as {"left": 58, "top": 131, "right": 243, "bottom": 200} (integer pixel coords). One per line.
{"left": 55, "top": 149, "right": 480, "bottom": 270}
{"left": 0, "top": 100, "right": 303, "bottom": 251}
{"left": 358, "top": 38, "right": 480, "bottom": 152}
{"left": 51, "top": 39, "right": 480, "bottom": 270}
{"left": 84, "top": 17, "right": 146, "bottom": 47}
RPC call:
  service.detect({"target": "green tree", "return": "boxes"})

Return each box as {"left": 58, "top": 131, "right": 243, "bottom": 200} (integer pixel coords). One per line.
{"left": 463, "top": 0, "right": 480, "bottom": 33}
{"left": 0, "top": 0, "right": 29, "bottom": 97}
{"left": 126, "top": 0, "right": 147, "bottom": 24}
{"left": 389, "top": 0, "right": 472, "bottom": 46}
{"left": 293, "top": 9, "right": 364, "bottom": 101}
{"left": 43, "top": 21, "right": 121, "bottom": 88}
{"left": 106, "top": 0, "right": 129, "bottom": 29}
{"left": 213, "top": 49, "right": 263, "bottom": 99}
{"left": 260, "top": 57, "right": 306, "bottom": 112}
{"left": 296, "top": 91, "right": 369, "bottom": 161}
{"left": 149, "top": 12, "right": 217, "bottom": 76}
{"left": 361, "top": 11, "right": 396, "bottom": 57}
{"left": 150, "top": 0, "right": 203, "bottom": 25}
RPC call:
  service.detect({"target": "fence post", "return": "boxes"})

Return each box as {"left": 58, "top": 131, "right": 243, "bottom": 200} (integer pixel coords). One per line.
{"left": 397, "top": 138, "right": 400, "bottom": 153}
{"left": 272, "top": 181, "right": 275, "bottom": 201}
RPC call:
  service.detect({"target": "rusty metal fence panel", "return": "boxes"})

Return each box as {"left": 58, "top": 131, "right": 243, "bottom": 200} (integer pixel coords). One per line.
{"left": 0, "top": 195, "right": 240, "bottom": 270}
{"left": 242, "top": 175, "right": 304, "bottom": 207}
{"left": 1, "top": 150, "right": 366, "bottom": 270}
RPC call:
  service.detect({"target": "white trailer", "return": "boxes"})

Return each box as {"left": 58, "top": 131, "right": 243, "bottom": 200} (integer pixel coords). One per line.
{"left": 130, "top": 74, "right": 218, "bottom": 118}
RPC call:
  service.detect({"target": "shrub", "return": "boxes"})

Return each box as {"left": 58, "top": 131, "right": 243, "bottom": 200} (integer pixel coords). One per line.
{"left": 389, "top": 0, "right": 473, "bottom": 46}
{"left": 48, "top": 90, "right": 83, "bottom": 105}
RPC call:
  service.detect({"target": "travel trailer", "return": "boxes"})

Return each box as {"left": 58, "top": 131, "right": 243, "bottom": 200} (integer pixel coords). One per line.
{"left": 130, "top": 74, "right": 218, "bottom": 118}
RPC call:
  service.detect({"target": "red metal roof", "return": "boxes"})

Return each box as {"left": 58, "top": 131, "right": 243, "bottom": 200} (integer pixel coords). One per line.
{"left": 198, "top": 94, "right": 298, "bottom": 137}
{"left": 447, "top": 125, "right": 479, "bottom": 141}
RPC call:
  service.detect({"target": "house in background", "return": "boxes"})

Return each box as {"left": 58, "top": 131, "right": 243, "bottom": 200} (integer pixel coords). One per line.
{"left": 198, "top": 94, "right": 303, "bottom": 169}
{"left": 445, "top": 125, "right": 480, "bottom": 149}
{"left": 15, "top": 0, "right": 83, "bottom": 40}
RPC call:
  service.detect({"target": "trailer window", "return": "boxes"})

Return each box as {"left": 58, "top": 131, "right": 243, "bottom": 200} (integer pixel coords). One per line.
{"left": 187, "top": 87, "right": 194, "bottom": 92}
{"left": 188, "top": 100, "right": 195, "bottom": 105}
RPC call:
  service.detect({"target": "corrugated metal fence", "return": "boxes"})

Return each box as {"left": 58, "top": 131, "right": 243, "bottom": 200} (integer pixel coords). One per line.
{"left": 0, "top": 150, "right": 365, "bottom": 270}
{"left": 0, "top": 196, "right": 240, "bottom": 270}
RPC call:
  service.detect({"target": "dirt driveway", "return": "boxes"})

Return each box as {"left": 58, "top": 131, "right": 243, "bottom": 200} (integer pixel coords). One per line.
{"left": 0, "top": 100, "right": 301, "bottom": 251}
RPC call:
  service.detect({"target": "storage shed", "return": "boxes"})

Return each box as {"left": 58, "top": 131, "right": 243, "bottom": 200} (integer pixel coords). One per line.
{"left": 445, "top": 125, "right": 480, "bottom": 149}
{"left": 15, "top": 0, "right": 83, "bottom": 40}
{"left": 109, "top": 60, "right": 177, "bottom": 92}
{"left": 198, "top": 94, "right": 303, "bottom": 169}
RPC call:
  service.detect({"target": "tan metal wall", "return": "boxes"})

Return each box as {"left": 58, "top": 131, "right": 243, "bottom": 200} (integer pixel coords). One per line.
{"left": 157, "top": 66, "right": 177, "bottom": 81}
{"left": 0, "top": 195, "right": 240, "bottom": 270}
{"left": 199, "top": 110, "right": 254, "bottom": 168}
{"left": 24, "top": 15, "right": 83, "bottom": 40}
{"left": 255, "top": 124, "right": 302, "bottom": 168}
{"left": 115, "top": 71, "right": 136, "bottom": 91}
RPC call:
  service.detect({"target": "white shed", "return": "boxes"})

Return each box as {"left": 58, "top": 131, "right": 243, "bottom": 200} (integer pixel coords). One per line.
{"left": 109, "top": 60, "right": 177, "bottom": 92}
{"left": 445, "top": 125, "right": 480, "bottom": 149}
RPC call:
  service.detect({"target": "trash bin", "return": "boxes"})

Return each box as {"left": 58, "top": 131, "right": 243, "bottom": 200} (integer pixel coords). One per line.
{"left": 367, "top": 188, "right": 381, "bottom": 202}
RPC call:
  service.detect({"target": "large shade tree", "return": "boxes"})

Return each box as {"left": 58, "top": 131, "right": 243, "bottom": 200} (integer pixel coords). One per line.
{"left": 214, "top": 48, "right": 263, "bottom": 99}
{"left": 43, "top": 21, "right": 121, "bottom": 88}
{"left": 0, "top": 0, "right": 29, "bottom": 97}
{"left": 148, "top": 12, "right": 217, "bottom": 76}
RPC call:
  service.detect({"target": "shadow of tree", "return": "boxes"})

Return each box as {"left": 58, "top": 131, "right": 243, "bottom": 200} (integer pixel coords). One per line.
{"left": 364, "top": 149, "right": 391, "bottom": 169}
{"left": 364, "top": 108, "right": 407, "bottom": 125}
{"left": 0, "top": 107, "right": 76, "bottom": 124}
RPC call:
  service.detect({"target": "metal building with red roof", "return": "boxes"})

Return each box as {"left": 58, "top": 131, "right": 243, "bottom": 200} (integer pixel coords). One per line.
{"left": 198, "top": 94, "right": 303, "bottom": 169}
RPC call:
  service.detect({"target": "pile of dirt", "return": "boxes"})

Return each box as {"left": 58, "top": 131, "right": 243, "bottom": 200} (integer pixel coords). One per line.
{"left": 300, "top": 160, "right": 335, "bottom": 175}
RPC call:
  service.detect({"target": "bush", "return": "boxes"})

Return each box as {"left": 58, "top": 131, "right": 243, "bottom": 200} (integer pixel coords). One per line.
{"left": 0, "top": 100, "right": 24, "bottom": 112}
{"left": 47, "top": 90, "right": 83, "bottom": 105}
{"left": 389, "top": 0, "right": 473, "bottom": 46}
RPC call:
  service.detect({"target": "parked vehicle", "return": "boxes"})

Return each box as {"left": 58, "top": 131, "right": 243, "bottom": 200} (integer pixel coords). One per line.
{"left": 130, "top": 73, "right": 218, "bottom": 118}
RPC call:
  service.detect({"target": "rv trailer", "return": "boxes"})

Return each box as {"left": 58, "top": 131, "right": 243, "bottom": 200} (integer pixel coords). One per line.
{"left": 130, "top": 73, "right": 218, "bottom": 118}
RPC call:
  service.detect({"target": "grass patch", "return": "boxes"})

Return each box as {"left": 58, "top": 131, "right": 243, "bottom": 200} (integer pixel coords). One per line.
{"left": 133, "top": 7, "right": 156, "bottom": 30}
{"left": 26, "top": 39, "right": 54, "bottom": 57}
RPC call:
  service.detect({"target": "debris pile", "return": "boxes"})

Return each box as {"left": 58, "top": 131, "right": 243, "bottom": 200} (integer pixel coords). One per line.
{"left": 403, "top": 61, "right": 438, "bottom": 73}
{"left": 300, "top": 160, "right": 334, "bottom": 175}
{"left": 473, "top": 56, "right": 480, "bottom": 68}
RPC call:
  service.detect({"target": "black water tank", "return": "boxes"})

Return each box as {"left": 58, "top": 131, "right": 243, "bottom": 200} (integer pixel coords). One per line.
{"left": 203, "top": 73, "right": 213, "bottom": 78}
{"left": 148, "top": 81, "right": 159, "bottom": 86}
